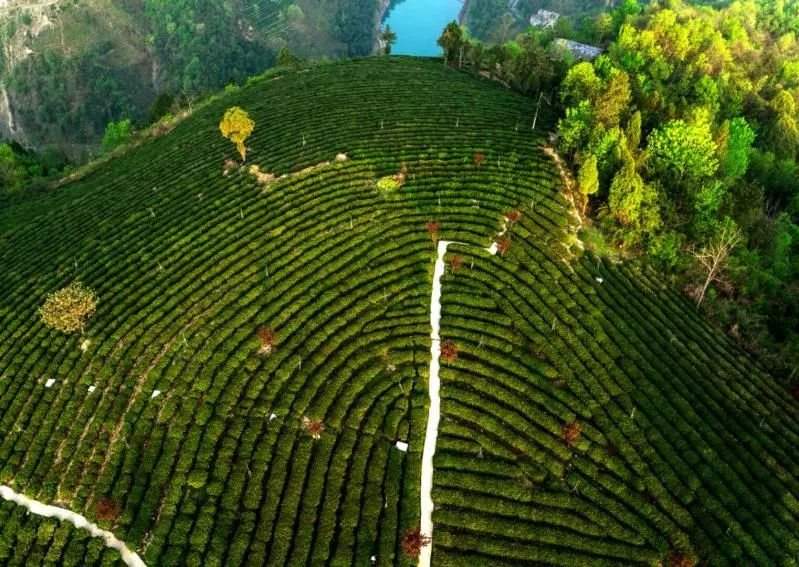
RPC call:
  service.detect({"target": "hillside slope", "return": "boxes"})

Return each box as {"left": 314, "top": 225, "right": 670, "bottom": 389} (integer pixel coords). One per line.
{"left": 0, "top": 57, "right": 798, "bottom": 566}
{"left": 0, "top": 0, "right": 382, "bottom": 151}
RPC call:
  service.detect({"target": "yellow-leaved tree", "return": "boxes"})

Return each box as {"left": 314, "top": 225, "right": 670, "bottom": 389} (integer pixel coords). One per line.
{"left": 39, "top": 281, "right": 98, "bottom": 333}
{"left": 219, "top": 107, "right": 255, "bottom": 161}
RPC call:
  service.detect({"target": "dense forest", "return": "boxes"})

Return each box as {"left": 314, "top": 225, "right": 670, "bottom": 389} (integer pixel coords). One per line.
{"left": 438, "top": 0, "right": 799, "bottom": 375}
{"left": 0, "top": 0, "right": 384, "bottom": 153}
{"left": 557, "top": 0, "right": 799, "bottom": 373}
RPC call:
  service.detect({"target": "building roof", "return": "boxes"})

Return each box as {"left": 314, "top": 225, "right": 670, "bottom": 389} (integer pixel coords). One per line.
{"left": 551, "top": 38, "right": 604, "bottom": 61}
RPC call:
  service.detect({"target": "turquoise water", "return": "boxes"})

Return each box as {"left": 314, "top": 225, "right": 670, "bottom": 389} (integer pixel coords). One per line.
{"left": 382, "top": 0, "right": 462, "bottom": 57}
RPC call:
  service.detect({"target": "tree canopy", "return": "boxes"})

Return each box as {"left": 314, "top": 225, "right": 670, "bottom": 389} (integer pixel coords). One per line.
{"left": 219, "top": 107, "right": 255, "bottom": 161}
{"left": 552, "top": 0, "right": 799, "bottom": 372}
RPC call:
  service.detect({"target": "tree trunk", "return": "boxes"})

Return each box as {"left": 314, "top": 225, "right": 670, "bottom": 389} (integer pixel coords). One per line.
{"left": 532, "top": 92, "right": 541, "bottom": 130}
{"left": 697, "top": 265, "right": 716, "bottom": 307}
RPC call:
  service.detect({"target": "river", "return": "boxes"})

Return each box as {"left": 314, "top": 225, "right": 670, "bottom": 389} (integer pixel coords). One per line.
{"left": 381, "top": 0, "right": 463, "bottom": 57}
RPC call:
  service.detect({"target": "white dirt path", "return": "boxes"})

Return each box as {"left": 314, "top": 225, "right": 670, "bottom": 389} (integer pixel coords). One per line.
{"left": 419, "top": 238, "right": 498, "bottom": 567}
{"left": 0, "top": 485, "right": 146, "bottom": 567}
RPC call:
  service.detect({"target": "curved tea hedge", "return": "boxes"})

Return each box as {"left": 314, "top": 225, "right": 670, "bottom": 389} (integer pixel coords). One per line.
{"left": 0, "top": 57, "right": 797, "bottom": 566}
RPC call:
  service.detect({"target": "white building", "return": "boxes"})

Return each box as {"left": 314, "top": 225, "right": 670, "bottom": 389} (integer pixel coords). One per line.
{"left": 530, "top": 9, "right": 560, "bottom": 29}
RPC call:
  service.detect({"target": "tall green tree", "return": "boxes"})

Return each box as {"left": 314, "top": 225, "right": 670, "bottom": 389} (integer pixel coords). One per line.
{"left": 102, "top": 119, "right": 134, "bottom": 152}
{"left": 380, "top": 25, "right": 398, "bottom": 55}
{"left": 276, "top": 46, "right": 302, "bottom": 68}
{"left": 769, "top": 91, "right": 799, "bottom": 160}
{"left": 0, "top": 144, "right": 24, "bottom": 190}
{"left": 608, "top": 149, "right": 661, "bottom": 235}
{"left": 560, "top": 62, "right": 601, "bottom": 107}
{"left": 719, "top": 117, "right": 756, "bottom": 179}
{"left": 578, "top": 154, "right": 600, "bottom": 214}
{"left": 647, "top": 118, "right": 719, "bottom": 190}
{"left": 595, "top": 71, "right": 631, "bottom": 129}
{"left": 558, "top": 101, "right": 594, "bottom": 159}
{"left": 438, "top": 22, "right": 465, "bottom": 66}
{"left": 626, "top": 110, "right": 642, "bottom": 151}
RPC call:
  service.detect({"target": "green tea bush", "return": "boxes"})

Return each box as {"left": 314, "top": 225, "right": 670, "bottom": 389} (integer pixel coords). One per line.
{"left": 0, "top": 57, "right": 796, "bottom": 567}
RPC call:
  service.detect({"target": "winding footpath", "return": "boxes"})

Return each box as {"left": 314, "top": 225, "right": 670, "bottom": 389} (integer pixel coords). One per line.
{"left": 0, "top": 485, "right": 146, "bottom": 567}
{"left": 420, "top": 238, "right": 498, "bottom": 567}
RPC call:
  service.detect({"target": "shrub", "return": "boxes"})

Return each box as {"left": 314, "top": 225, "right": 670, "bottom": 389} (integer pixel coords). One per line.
{"left": 377, "top": 173, "right": 405, "bottom": 192}
{"left": 256, "top": 327, "right": 277, "bottom": 355}
{"left": 302, "top": 417, "right": 325, "bottom": 440}
{"left": 496, "top": 236, "right": 512, "bottom": 255}
{"left": 95, "top": 499, "right": 120, "bottom": 521}
{"left": 668, "top": 552, "right": 695, "bottom": 567}
{"left": 450, "top": 254, "right": 464, "bottom": 270}
{"left": 401, "top": 527, "right": 430, "bottom": 559}
{"left": 148, "top": 92, "right": 175, "bottom": 124}
{"left": 39, "top": 281, "right": 98, "bottom": 333}
{"left": 441, "top": 340, "right": 459, "bottom": 364}
{"left": 187, "top": 470, "right": 207, "bottom": 489}
{"left": 562, "top": 422, "right": 582, "bottom": 445}
{"left": 102, "top": 119, "right": 134, "bottom": 151}
{"left": 474, "top": 152, "right": 485, "bottom": 167}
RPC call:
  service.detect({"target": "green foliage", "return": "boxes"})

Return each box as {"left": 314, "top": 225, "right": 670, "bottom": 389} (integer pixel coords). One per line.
{"left": 102, "top": 119, "right": 135, "bottom": 152}
{"left": 560, "top": 62, "right": 601, "bottom": 107}
{"left": 438, "top": 22, "right": 466, "bottom": 66}
{"left": 594, "top": 71, "right": 630, "bottom": 128}
{"left": 142, "top": 0, "right": 278, "bottom": 93}
{"left": 768, "top": 91, "right": 799, "bottom": 160}
{"left": 626, "top": 110, "right": 641, "bottom": 151}
{"left": 333, "top": 0, "right": 381, "bottom": 56}
{"left": 466, "top": 0, "right": 513, "bottom": 42}
{"left": 692, "top": 181, "right": 727, "bottom": 236}
{"left": 376, "top": 175, "right": 402, "bottom": 192}
{"left": 3, "top": 0, "right": 384, "bottom": 148}
{"left": 286, "top": 4, "right": 305, "bottom": 23}
{"left": 6, "top": 46, "right": 138, "bottom": 147}
{"left": 0, "top": 143, "right": 24, "bottom": 190}
{"left": 648, "top": 231, "right": 681, "bottom": 270}
{"left": 0, "top": 143, "right": 66, "bottom": 195}
{"left": 276, "top": 46, "right": 302, "bottom": 69}
{"left": 577, "top": 154, "right": 599, "bottom": 200}
{"left": 380, "top": 25, "right": 398, "bottom": 55}
{"left": 646, "top": 118, "right": 719, "bottom": 188}
{"left": 148, "top": 92, "right": 175, "bottom": 124}
{"left": 719, "top": 117, "right": 756, "bottom": 179}
{"left": 554, "top": 0, "right": 799, "bottom": 372}
{"left": 608, "top": 151, "right": 660, "bottom": 235}
{"left": 557, "top": 101, "right": 593, "bottom": 157}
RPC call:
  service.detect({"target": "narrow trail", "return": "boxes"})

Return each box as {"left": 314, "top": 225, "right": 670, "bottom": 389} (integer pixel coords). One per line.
{"left": 0, "top": 485, "right": 146, "bottom": 567}
{"left": 419, "top": 237, "right": 498, "bottom": 567}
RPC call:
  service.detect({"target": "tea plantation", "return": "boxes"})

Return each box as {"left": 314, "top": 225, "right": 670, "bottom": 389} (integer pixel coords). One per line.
{"left": 1, "top": 57, "right": 798, "bottom": 566}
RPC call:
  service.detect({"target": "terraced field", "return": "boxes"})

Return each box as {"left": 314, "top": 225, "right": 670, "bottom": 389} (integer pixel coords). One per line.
{"left": 0, "top": 57, "right": 798, "bottom": 566}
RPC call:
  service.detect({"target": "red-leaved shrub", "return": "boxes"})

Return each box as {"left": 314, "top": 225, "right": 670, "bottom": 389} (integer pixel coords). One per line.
{"left": 441, "top": 340, "right": 459, "bottom": 364}
{"left": 401, "top": 527, "right": 431, "bottom": 558}
{"left": 562, "top": 421, "right": 582, "bottom": 445}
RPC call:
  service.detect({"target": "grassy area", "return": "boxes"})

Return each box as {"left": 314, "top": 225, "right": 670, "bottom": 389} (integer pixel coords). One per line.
{"left": 0, "top": 57, "right": 797, "bottom": 566}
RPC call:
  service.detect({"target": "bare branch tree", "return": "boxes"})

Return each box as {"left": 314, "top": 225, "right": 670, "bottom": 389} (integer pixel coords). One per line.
{"left": 690, "top": 220, "right": 742, "bottom": 307}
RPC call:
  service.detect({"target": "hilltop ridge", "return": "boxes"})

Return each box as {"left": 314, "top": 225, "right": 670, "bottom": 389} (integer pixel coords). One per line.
{"left": 1, "top": 57, "right": 798, "bottom": 566}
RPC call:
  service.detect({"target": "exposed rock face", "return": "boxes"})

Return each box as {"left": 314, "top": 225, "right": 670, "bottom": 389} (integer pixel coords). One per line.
{"left": 0, "top": 84, "right": 18, "bottom": 140}
{"left": 0, "top": 0, "right": 58, "bottom": 143}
